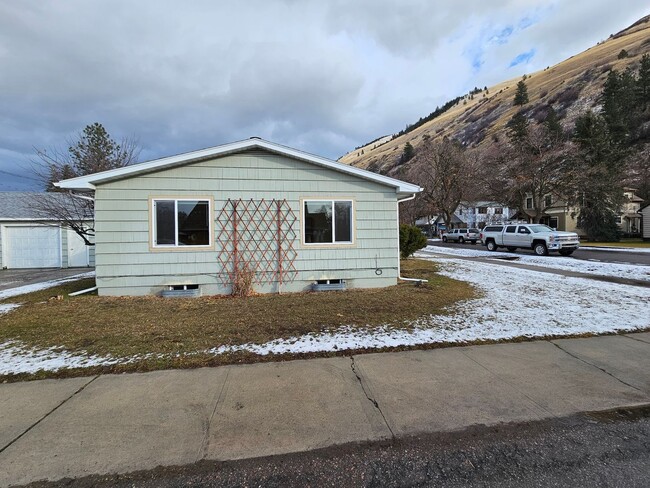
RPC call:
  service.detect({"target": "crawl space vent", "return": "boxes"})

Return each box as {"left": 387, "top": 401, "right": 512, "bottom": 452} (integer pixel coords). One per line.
{"left": 312, "top": 279, "right": 346, "bottom": 292}
{"left": 161, "top": 284, "right": 200, "bottom": 298}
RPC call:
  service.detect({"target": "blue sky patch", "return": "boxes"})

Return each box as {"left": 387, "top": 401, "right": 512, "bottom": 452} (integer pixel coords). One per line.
{"left": 509, "top": 49, "right": 536, "bottom": 67}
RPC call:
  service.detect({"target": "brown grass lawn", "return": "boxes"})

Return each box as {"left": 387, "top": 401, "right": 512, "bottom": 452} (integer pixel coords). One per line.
{"left": 581, "top": 239, "right": 650, "bottom": 249}
{"left": 0, "top": 259, "right": 476, "bottom": 381}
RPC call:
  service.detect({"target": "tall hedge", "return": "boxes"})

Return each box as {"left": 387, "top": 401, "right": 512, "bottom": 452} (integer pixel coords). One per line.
{"left": 399, "top": 224, "right": 428, "bottom": 258}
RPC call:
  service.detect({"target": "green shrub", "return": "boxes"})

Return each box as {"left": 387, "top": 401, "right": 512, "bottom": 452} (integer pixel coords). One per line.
{"left": 399, "top": 224, "right": 428, "bottom": 258}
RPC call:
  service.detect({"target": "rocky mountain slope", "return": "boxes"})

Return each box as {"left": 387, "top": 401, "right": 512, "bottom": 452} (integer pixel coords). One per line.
{"left": 339, "top": 16, "right": 650, "bottom": 176}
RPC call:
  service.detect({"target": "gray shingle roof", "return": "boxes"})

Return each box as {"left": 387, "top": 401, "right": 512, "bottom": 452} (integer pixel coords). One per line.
{"left": 0, "top": 192, "right": 72, "bottom": 220}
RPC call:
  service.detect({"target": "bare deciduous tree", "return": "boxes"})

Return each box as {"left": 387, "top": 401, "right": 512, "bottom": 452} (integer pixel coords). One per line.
{"left": 408, "top": 138, "right": 480, "bottom": 229}
{"left": 29, "top": 123, "right": 140, "bottom": 245}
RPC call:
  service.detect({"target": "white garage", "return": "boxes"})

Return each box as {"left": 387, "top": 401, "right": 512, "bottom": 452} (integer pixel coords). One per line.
{"left": 0, "top": 192, "right": 94, "bottom": 270}
{"left": 3, "top": 225, "right": 61, "bottom": 268}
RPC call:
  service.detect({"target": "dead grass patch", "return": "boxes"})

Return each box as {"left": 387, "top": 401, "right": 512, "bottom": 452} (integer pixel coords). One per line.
{"left": 0, "top": 260, "right": 475, "bottom": 380}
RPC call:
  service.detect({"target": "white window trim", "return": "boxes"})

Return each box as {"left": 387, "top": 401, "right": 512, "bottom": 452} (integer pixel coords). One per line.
{"left": 152, "top": 198, "right": 213, "bottom": 249}
{"left": 302, "top": 198, "right": 355, "bottom": 246}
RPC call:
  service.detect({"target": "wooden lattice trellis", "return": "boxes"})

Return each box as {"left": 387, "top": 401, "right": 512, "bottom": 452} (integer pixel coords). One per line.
{"left": 216, "top": 198, "right": 298, "bottom": 289}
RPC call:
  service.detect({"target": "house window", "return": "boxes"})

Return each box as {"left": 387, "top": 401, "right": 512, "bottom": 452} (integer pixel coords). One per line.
{"left": 152, "top": 199, "right": 211, "bottom": 247}
{"left": 544, "top": 195, "right": 552, "bottom": 207}
{"left": 304, "top": 200, "right": 353, "bottom": 244}
{"left": 615, "top": 215, "right": 622, "bottom": 224}
{"left": 478, "top": 207, "right": 487, "bottom": 214}
{"left": 494, "top": 207, "right": 503, "bottom": 215}
{"left": 526, "top": 197, "right": 533, "bottom": 209}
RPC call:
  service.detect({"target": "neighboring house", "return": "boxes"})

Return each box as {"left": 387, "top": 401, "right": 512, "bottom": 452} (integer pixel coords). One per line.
{"left": 57, "top": 138, "right": 421, "bottom": 297}
{"left": 619, "top": 188, "right": 643, "bottom": 235}
{"left": 455, "top": 201, "right": 515, "bottom": 228}
{"left": 641, "top": 203, "right": 650, "bottom": 241}
{"left": 520, "top": 188, "right": 644, "bottom": 235}
{"left": 0, "top": 192, "right": 93, "bottom": 269}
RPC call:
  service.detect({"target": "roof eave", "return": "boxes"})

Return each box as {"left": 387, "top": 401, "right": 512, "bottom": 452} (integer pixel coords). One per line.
{"left": 55, "top": 138, "right": 422, "bottom": 193}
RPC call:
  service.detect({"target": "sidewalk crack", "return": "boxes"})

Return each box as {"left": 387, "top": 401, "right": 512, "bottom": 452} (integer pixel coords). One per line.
{"left": 623, "top": 334, "right": 650, "bottom": 345}
{"left": 460, "top": 350, "right": 556, "bottom": 417}
{"left": 350, "top": 356, "right": 394, "bottom": 439}
{"left": 199, "top": 366, "right": 231, "bottom": 460}
{"left": 550, "top": 341, "right": 642, "bottom": 392}
{"left": 0, "top": 375, "right": 99, "bottom": 455}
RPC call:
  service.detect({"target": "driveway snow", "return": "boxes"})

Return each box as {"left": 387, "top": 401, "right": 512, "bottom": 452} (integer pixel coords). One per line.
{"left": 0, "top": 271, "right": 95, "bottom": 301}
{"left": 1, "top": 258, "right": 648, "bottom": 376}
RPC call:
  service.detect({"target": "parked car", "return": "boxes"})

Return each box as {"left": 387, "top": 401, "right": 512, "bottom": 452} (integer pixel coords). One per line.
{"left": 480, "top": 224, "right": 580, "bottom": 256}
{"left": 442, "top": 228, "right": 480, "bottom": 244}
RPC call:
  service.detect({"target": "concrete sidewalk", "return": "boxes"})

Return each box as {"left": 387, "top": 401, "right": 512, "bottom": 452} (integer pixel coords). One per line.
{"left": 1, "top": 333, "right": 649, "bottom": 487}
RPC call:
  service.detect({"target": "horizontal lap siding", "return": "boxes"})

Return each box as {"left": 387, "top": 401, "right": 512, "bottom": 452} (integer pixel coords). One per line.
{"left": 95, "top": 151, "right": 400, "bottom": 296}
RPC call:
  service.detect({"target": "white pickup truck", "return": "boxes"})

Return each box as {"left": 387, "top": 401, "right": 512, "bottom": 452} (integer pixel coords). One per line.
{"left": 480, "top": 224, "right": 580, "bottom": 256}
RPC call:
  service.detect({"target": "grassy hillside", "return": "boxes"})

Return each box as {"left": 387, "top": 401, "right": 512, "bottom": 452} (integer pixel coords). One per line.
{"left": 340, "top": 16, "right": 650, "bottom": 176}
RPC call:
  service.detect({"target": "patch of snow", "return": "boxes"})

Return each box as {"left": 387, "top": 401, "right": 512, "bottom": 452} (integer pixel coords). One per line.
{"left": 0, "top": 272, "right": 95, "bottom": 301}
{"left": 418, "top": 246, "right": 650, "bottom": 282}
{"left": 580, "top": 246, "right": 650, "bottom": 253}
{"left": 0, "top": 341, "right": 119, "bottom": 375}
{"left": 0, "top": 303, "right": 20, "bottom": 315}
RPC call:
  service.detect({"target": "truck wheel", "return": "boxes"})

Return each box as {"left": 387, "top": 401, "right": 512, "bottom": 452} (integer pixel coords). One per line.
{"left": 486, "top": 240, "right": 497, "bottom": 252}
{"left": 533, "top": 242, "right": 549, "bottom": 256}
{"left": 506, "top": 247, "right": 516, "bottom": 252}
{"left": 559, "top": 249, "right": 574, "bottom": 256}
{"left": 459, "top": 237, "right": 464, "bottom": 243}
{"left": 442, "top": 236, "right": 448, "bottom": 242}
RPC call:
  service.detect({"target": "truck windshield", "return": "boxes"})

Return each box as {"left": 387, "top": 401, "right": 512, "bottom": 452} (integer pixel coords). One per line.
{"left": 528, "top": 225, "right": 555, "bottom": 233}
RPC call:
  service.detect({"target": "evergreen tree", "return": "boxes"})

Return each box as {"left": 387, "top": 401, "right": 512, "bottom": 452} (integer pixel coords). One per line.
{"left": 514, "top": 80, "right": 529, "bottom": 106}
{"left": 571, "top": 112, "right": 623, "bottom": 241}
{"left": 507, "top": 111, "right": 529, "bottom": 147}
{"left": 544, "top": 105, "right": 563, "bottom": 142}
{"left": 400, "top": 142, "right": 415, "bottom": 164}
{"left": 637, "top": 54, "right": 650, "bottom": 109}
{"left": 44, "top": 123, "right": 138, "bottom": 191}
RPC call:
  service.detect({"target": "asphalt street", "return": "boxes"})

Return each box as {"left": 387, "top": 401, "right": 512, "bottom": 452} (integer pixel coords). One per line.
{"left": 20, "top": 406, "right": 650, "bottom": 488}
{"left": 428, "top": 240, "right": 650, "bottom": 266}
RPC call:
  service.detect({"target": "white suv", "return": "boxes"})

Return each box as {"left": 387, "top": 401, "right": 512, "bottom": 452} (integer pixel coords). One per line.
{"left": 442, "top": 228, "right": 480, "bottom": 244}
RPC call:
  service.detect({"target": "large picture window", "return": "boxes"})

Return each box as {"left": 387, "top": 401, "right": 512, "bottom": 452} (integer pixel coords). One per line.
{"left": 152, "top": 199, "right": 211, "bottom": 247}
{"left": 304, "top": 199, "right": 353, "bottom": 244}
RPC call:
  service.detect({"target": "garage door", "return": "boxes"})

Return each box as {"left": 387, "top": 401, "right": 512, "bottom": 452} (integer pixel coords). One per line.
{"left": 4, "top": 226, "right": 61, "bottom": 268}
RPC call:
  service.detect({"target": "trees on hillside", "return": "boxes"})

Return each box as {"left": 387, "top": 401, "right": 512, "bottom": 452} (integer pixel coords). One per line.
{"left": 482, "top": 108, "right": 568, "bottom": 223}
{"left": 514, "top": 80, "right": 530, "bottom": 106}
{"left": 30, "top": 123, "right": 140, "bottom": 245}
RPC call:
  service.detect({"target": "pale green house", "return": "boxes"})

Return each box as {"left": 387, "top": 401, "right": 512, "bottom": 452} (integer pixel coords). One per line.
{"left": 57, "top": 138, "right": 421, "bottom": 296}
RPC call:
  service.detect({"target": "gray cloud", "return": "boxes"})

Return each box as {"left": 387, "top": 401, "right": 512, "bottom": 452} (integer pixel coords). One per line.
{"left": 0, "top": 0, "right": 648, "bottom": 190}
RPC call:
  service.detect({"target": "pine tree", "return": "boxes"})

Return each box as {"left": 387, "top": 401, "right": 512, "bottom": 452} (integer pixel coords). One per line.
{"left": 507, "top": 111, "right": 529, "bottom": 146}
{"left": 514, "top": 80, "right": 530, "bottom": 106}
{"left": 637, "top": 54, "right": 650, "bottom": 109}
{"left": 544, "top": 105, "right": 563, "bottom": 142}
{"left": 572, "top": 112, "right": 624, "bottom": 241}
{"left": 400, "top": 142, "right": 415, "bottom": 164}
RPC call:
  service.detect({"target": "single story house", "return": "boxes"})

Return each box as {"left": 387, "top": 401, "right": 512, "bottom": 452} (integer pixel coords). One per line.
{"left": 0, "top": 192, "right": 94, "bottom": 269}
{"left": 57, "top": 138, "right": 422, "bottom": 296}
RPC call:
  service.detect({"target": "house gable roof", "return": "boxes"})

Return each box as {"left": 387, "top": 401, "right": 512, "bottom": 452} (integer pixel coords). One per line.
{"left": 56, "top": 138, "right": 422, "bottom": 194}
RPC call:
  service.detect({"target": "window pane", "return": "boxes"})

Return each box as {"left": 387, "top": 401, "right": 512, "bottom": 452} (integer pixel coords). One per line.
{"left": 177, "top": 200, "right": 210, "bottom": 246}
{"left": 304, "top": 201, "right": 332, "bottom": 243}
{"left": 155, "top": 200, "right": 176, "bottom": 245}
{"left": 334, "top": 201, "right": 352, "bottom": 242}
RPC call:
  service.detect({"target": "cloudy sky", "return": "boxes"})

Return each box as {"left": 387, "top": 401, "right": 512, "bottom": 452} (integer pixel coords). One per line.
{"left": 1, "top": 0, "right": 648, "bottom": 190}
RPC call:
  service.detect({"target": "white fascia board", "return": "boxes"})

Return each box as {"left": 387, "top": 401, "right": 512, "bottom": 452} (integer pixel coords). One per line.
{"left": 56, "top": 138, "right": 422, "bottom": 194}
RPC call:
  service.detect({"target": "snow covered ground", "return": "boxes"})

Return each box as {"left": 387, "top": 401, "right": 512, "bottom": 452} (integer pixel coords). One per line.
{"left": 0, "top": 271, "right": 95, "bottom": 301}
{"left": 1, "top": 258, "right": 648, "bottom": 376}
{"left": 418, "top": 246, "right": 650, "bottom": 282}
